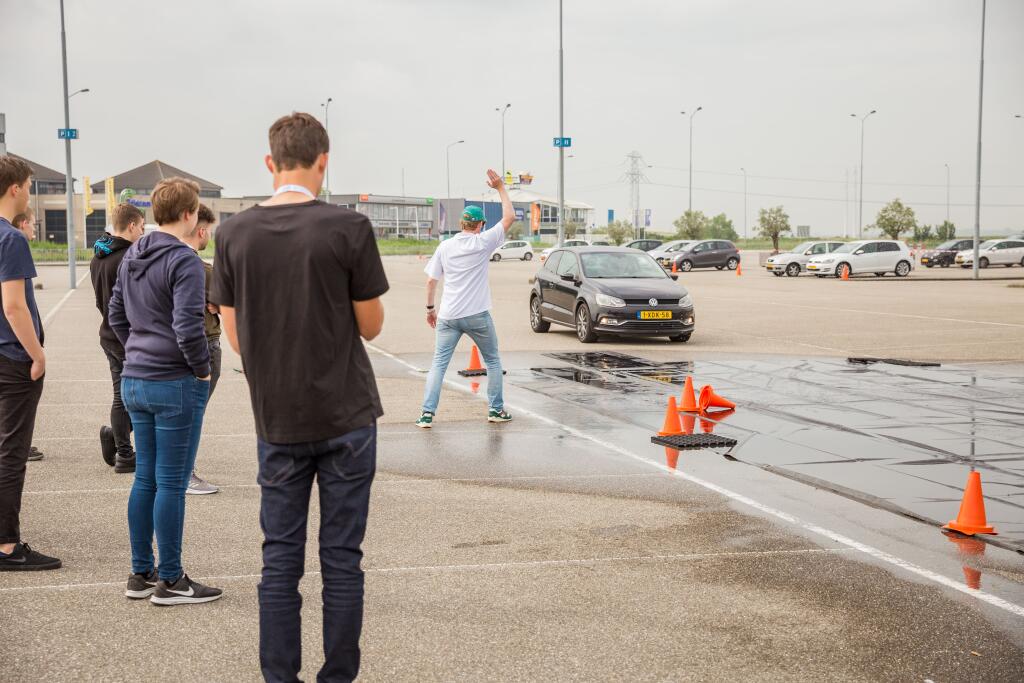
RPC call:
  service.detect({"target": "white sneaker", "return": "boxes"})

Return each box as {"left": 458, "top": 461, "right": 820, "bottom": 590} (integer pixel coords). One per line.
{"left": 186, "top": 473, "right": 219, "bottom": 495}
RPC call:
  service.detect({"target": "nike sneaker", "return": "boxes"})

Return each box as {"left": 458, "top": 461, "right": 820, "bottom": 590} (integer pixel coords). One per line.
{"left": 0, "top": 542, "right": 62, "bottom": 571}
{"left": 150, "top": 573, "right": 223, "bottom": 606}
{"left": 125, "top": 569, "right": 159, "bottom": 599}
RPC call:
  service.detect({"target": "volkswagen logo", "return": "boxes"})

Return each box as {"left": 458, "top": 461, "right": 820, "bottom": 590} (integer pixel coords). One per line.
{"left": 648, "top": 298, "right": 658, "bottom": 306}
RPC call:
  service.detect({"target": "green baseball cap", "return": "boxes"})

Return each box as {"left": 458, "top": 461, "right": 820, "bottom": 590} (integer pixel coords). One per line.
{"left": 462, "top": 205, "right": 485, "bottom": 222}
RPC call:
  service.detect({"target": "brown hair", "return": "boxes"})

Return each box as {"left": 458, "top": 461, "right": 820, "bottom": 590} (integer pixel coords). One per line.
{"left": 268, "top": 112, "right": 329, "bottom": 171}
{"left": 12, "top": 212, "right": 30, "bottom": 228}
{"left": 111, "top": 203, "right": 145, "bottom": 232}
{"left": 196, "top": 204, "right": 216, "bottom": 225}
{"left": 151, "top": 177, "right": 200, "bottom": 225}
{"left": 461, "top": 219, "right": 484, "bottom": 231}
{"left": 0, "top": 155, "right": 33, "bottom": 197}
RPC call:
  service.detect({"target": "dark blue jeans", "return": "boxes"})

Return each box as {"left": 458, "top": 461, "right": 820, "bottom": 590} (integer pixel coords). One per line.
{"left": 122, "top": 375, "right": 210, "bottom": 581}
{"left": 257, "top": 423, "right": 376, "bottom": 683}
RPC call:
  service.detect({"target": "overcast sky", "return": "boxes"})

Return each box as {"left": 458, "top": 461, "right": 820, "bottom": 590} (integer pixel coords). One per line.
{"left": 5, "top": 0, "right": 1023, "bottom": 235}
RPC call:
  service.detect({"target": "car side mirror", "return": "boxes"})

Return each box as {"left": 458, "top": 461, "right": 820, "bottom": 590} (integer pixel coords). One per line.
{"left": 854, "top": 250, "right": 864, "bottom": 255}
{"left": 560, "top": 273, "right": 576, "bottom": 282}
{"left": 804, "top": 250, "right": 813, "bottom": 255}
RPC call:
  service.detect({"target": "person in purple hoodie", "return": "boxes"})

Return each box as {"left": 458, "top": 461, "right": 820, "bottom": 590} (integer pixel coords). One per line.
{"left": 107, "top": 177, "right": 222, "bottom": 606}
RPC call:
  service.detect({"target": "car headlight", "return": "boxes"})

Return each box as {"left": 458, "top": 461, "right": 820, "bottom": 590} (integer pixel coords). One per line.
{"left": 678, "top": 294, "right": 693, "bottom": 308}
{"left": 595, "top": 292, "right": 626, "bottom": 308}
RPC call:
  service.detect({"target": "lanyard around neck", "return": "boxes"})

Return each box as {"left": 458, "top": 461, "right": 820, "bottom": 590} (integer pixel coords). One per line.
{"left": 274, "top": 184, "right": 316, "bottom": 199}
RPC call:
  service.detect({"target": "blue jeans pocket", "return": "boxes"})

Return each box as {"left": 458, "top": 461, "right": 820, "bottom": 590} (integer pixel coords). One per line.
{"left": 141, "top": 380, "right": 184, "bottom": 419}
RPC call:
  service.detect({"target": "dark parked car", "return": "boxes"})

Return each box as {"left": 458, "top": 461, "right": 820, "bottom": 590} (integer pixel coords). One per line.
{"left": 662, "top": 240, "right": 740, "bottom": 271}
{"left": 920, "top": 239, "right": 978, "bottom": 268}
{"left": 530, "top": 247, "right": 695, "bottom": 343}
{"left": 624, "top": 239, "right": 663, "bottom": 251}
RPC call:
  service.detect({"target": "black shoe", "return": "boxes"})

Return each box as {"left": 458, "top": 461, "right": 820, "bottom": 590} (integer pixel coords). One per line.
{"left": 27, "top": 446, "right": 43, "bottom": 462}
{"left": 100, "top": 426, "right": 116, "bottom": 466}
{"left": 0, "top": 542, "right": 62, "bottom": 571}
{"left": 125, "top": 569, "right": 159, "bottom": 599}
{"left": 150, "top": 573, "right": 223, "bottom": 606}
{"left": 114, "top": 453, "right": 136, "bottom": 474}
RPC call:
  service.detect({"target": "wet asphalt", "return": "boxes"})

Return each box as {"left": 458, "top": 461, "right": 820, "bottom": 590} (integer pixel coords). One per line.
{"left": 2, "top": 264, "right": 1023, "bottom": 682}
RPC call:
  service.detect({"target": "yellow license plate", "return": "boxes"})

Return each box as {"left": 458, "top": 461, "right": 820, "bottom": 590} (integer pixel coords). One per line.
{"left": 639, "top": 311, "right": 672, "bottom": 320}
{"left": 808, "top": 265, "right": 818, "bottom": 270}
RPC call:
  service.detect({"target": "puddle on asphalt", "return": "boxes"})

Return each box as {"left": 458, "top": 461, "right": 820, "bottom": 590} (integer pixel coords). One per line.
{"left": 516, "top": 352, "right": 1024, "bottom": 554}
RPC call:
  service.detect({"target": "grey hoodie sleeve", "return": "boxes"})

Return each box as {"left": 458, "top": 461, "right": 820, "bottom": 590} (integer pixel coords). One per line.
{"left": 170, "top": 253, "right": 212, "bottom": 378}
{"left": 108, "top": 264, "right": 130, "bottom": 347}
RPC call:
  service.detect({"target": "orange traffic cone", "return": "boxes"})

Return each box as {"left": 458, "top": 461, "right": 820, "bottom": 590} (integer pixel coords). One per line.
{"left": 841, "top": 265, "right": 849, "bottom": 281}
{"left": 698, "top": 385, "right": 736, "bottom": 413}
{"left": 680, "top": 413, "right": 697, "bottom": 435}
{"left": 671, "top": 260, "right": 678, "bottom": 274}
{"left": 664, "top": 447, "right": 679, "bottom": 470}
{"left": 943, "top": 471, "right": 997, "bottom": 536}
{"left": 658, "top": 396, "right": 683, "bottom": 436}
{"left": 678, "top": 376, "right": 699, "bottom": 413}
{"left": 736, "top": 262, "right": 742, "bottom": 276}
{"left": 457, "top": 345, "right": 487, "bottom": 377}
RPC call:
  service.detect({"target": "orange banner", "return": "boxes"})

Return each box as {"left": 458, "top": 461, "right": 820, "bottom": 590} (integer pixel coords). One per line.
{"left": 530, "top": 203, "right": 540, "bottom": 233}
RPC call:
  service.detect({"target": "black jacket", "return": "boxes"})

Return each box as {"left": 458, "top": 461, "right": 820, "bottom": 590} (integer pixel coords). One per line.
{"left": 90, "top": 235, "right": 134, "bottom": 353}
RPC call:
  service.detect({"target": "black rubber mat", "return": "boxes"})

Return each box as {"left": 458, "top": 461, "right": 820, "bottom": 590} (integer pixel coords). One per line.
{"left": 847, "top": 357, "right": 941, "bottom": 367}
{"left": 457, "top": 368, "right": 507, "bottom": 377}
{"left": 651, "top": 434, "right": 738, "bottom": 450}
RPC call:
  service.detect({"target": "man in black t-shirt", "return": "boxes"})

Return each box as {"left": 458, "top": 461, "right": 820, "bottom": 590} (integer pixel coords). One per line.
{"left": 211, "top": 112, "right": 387, "bottom": 683}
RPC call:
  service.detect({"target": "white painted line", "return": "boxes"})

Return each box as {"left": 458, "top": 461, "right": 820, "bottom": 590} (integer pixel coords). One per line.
{"left": 0, "top": 548, "right": 847, "bottom": 594}
{"left": 41, "top": 272, "right": 90, "bottom": 326}
{"left": 365, "top": 342, "right": 1024, "bottom": 619}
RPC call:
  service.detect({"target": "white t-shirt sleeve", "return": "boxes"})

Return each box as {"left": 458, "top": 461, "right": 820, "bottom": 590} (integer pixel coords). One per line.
{"left": 424, "top": 249, "right": 444, "bottom": 280}
{"left": 482, "top": 223, "right": 506, "bottom": 251}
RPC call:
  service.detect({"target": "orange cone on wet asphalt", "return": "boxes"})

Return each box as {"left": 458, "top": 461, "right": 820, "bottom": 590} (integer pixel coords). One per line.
{"left": 698, "top": 385, "right": 736, "bottom": 413}
{"left": 671, "top": 260, "right": 678, "bottom": 274}
{"left": 943, "top": 530, "right": 986, "bottom": 590}
{"left": 736, "top": 262, "right": 742, "bottom": 276}
{"left": 678, "top": 376, "right": 699, "bottom": 413}
{"left": 943, "top": 471, "right": 997, "bottom": 536}
{"left": 680, "top": 413, "right": 697, "bottom": 435}
{"left": 658, "top": 396, "right": 683, "bottom": 436}
{"left": 664, "top": 447, "right": 679, "bottom": 470}
{"left": 841, "top": 265, "right": 849, "bottom": 281}
{"left": 467, "top": 345, "right": 482, "bottom": 372}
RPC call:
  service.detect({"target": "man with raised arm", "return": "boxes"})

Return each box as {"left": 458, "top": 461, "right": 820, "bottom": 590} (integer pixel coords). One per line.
{"left": 416, "top": 169, "right": 515, "bottom": 428}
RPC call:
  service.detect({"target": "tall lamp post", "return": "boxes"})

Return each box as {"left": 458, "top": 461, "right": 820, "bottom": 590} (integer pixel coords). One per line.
{"left": 971, "top": 0, "right": 987, "bottom": 280}
{"left": 740, "top": 167, "right": 748, "bottom": 240}
{"left": 944, "top": 163, "right": 950, "bottom": 225}
{"left": 556, "top": 0, "right": 565, "bottom": 247}
{"left": 850, "top": 109, "right": 877, "bottom": 239}
{"left": 495, "top": 103, "right": 511, "bottom": 175}
{"left": 58, "top": 0, "right": 89, "bottom": 288}
{"left": 445, "top": 139, "right": 464, "bottom": 233}
{"left": 320, "top": 97, "right": 333, "bottom": 198}
{"left": 681, "top": 107, "right": 702, "bottom": 212}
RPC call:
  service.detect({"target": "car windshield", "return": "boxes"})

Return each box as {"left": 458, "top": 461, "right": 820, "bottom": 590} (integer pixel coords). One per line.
{"left": 978, "top": 240, "right": 999, "bottom": 249}
{"left": 790, "top": 242, "right": 815, "bottom": 253}
{"left": 580, "top": 252, "right": 668, "bottom": 278}
{"left": 832, "top": 242, "right": 863, "bottom": 254}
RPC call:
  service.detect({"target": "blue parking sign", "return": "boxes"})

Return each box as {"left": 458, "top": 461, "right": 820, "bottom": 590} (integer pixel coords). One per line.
{"left": 58, "top": 128, "right": 79, "bottom": 140}
{"left": 553, "top": 137, "right": 572, "bottom": 148}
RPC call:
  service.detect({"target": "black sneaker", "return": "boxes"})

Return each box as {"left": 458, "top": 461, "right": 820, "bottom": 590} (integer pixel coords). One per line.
{"left": 100, "top": 426, "right": 116, "bottom": 466}
{"left": 27, "top": 446, "right": 43, "bottom": 462}
{"left": 150, "top": 573, "right": 223, "bottom": 606}
{"left": 114, "top": 453, "right": 136, "bottom": 474}
{"left": 125, "top": 569, "right": 159, "bottom": 599}
{"left": 0, "top": 542, "right": 62, "bottom": 571}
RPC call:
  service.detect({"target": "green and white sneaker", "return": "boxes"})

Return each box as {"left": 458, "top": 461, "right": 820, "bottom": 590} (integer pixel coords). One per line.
{"left": 415, "top": 412, "right": 434, "bottom": 429}
{"left": 487, "top": 409, "right": 512, "bottom": 423}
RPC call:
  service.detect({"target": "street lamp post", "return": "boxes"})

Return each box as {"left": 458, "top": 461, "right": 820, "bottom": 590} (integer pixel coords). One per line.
{"left": 740, "top": 167, "right": 747, "bottom": 241}
{"left": 321, "top": 97, "right": 333, "bottom": 199}
{"left": 850, "top": 109, "right": 877, "bottom": 239}
{"left": 681, "top": 107, "right": 702, "bottom": 213}
{"left": 59, "top": 0, "right": 81, "bottom": 289}
{"left": 445, "top": 139, "right": 464, "bottom": 233}
{"left": 971, "top": 0, "right": 987, "bottom": 280}
{"left": 944, "top": 163, "right": 950, "bottom": 224}
{"left": 495, "top": 103, "right": 511, "bottom": 175}
{"left": 557, "top": 0, "right": 565, "bottom": 247}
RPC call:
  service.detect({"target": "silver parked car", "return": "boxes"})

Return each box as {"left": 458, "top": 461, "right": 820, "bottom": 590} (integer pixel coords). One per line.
{"left": 765, "top": 240, "right": 846, "bottom": 277}
{"left": 647, "top": 240, "right": 695, "bottom": 265}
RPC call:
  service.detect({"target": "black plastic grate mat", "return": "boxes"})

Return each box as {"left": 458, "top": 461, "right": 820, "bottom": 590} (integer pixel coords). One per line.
{"left": 457, "top": 368, "right": 507, "bottom": 377}
{"left": 651, "top": 433, "right": 738, "bottom": 450}
{"left": 847, "top": 357, "right": 941, "bottom": 368}
{"left": 544, "top": 351, "right": 657, "bottom": 370}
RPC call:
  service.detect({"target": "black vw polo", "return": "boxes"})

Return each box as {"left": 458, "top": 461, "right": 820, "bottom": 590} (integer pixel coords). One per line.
{"left": 529, "top": 247, "right": 696, "bottom": 343}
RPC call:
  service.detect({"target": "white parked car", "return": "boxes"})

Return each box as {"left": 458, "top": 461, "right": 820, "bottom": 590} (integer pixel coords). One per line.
{"left": 806, "top": 240, "right": 914, "bottom": 278}
{"left": 647, "top": 240, "right": 696, "bottom": 267}
{"left": 491, "top": 240, "right": 534, "bottom": 262}
{"left": 765, "top": 240, "right": 846, "bottom": 277}
{"left": 540, "top": 239, "right": 589, "bottom": 262}
{"left": 955, "top": 239, "right": 1024, "bottom": 268}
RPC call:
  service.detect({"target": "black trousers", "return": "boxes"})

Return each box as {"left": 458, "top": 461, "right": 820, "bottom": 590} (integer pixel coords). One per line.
{"left": 0, "top": 353, "right": 44, "bottom": 544}
{"left": 208, "top": 338, "right": 222, "bottom": 397}
{"left": 101, "top": 340, "right": 134, "bottom": 460}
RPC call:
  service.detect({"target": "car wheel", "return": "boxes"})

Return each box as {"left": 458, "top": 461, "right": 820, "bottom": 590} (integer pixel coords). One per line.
{"left": 680, "top": 260, "right": 693, "bottom": 272}
{"left": 979, "top": 257, "right": 989, "bottom": 269}
{"left": 726, "top": 257, "right": 739, "bottom": 270}
{"left": 669, "top": 333, "right": 691, "bottom": 343}
{"left": 530, "top": 296, "right": 550, "bottom": 333}
{"left": 836, "top": 262, "right": 851, "bottom": 279}
{"left": 493, "top": 254, "right": 501, "bottom": 262}
{"left": 524, "top": 252, "right": 533, "bottom": 261}
{"left": 772, "top": 271, "right": 784, "bottom": 277}
{"left": 785, "top": 262, "right": 801, "bottom": 277}
{"left": 575, "top": 303, "right": 598, "bottom": 343}
{"left": 894, "top": 260, "right": 911, "bottom": 277}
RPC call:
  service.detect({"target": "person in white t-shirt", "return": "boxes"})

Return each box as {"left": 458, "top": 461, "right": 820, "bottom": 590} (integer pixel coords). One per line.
{"left": 416, "top": 169, "right": 515, "bottom": 428}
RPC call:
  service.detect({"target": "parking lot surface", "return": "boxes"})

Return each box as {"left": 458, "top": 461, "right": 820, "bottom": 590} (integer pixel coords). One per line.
{"left": 3, "top": 262, "right": 1023, "bottom": 681}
